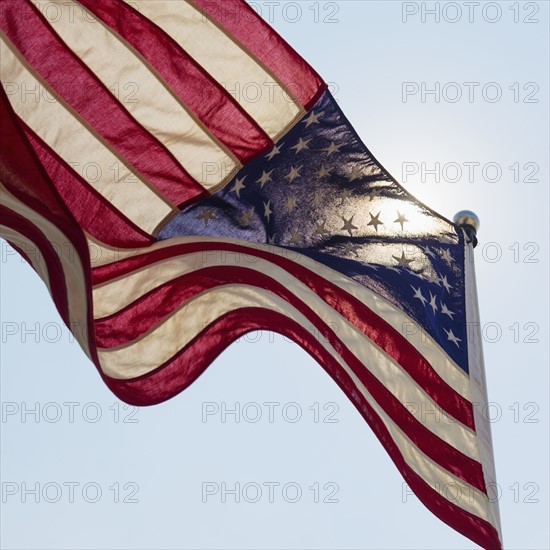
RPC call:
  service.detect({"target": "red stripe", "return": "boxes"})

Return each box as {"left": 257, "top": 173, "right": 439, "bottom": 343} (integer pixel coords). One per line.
{"left": 0, "top": 85, "right": 99, "bottom": 368}
{"left": 22, "top": 122, "right": 153, "bottom": 248}
{"left": 0, "top": 206, "right": 70, "bottom": 324}
{"left": 95, "top": 266, "right": 486, "bottom": 493}
{"left": 0, "top": 85, "right": 86, "bottom": 253}
{"left": 193, "top": 0, "right": 327, "bottom": 110}
{"left": 78, "top": 0, "right": 273, "bottom": 164}
{"left": 102, "top": 308, "right": 500, "bottom": 549}
{"left": 92, "top": 241, "right": 474, "bottom": 430}
{"left": 1, "top": 1, "right": 205, "bottom": 207}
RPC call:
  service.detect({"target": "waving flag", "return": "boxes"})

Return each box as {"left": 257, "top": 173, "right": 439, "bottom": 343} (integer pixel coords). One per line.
{"left": 0, "top": 1, "right": 502, "bottom": 548}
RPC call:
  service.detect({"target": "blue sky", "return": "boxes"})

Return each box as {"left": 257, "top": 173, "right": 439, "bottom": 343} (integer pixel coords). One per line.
{"left": 1, "top": 1, "right": 549, "bottom": 548}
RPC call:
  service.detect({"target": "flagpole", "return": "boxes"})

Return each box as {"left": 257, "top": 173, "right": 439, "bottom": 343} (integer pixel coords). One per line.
{"left": 454, "top": 211, "right": 503, "bottom": 548}
{"left": 453, "top": 210, "right": 479, "bottom": 248}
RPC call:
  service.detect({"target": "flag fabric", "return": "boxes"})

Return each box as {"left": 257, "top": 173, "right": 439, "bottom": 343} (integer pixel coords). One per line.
{"left": 0, "top": 1, "right": 502, "bottom": 548}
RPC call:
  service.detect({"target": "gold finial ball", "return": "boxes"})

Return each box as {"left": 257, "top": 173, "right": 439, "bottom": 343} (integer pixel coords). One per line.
{"left": 453, "top": 210, "right": 480, "bottom": 233}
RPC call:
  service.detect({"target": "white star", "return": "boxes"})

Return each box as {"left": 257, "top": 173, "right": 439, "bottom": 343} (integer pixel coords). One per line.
{"left": 368, "top": 189, "right": 382, "bottom": 201}
{"left": 230, "top": 176, "right": 246, "bottom": 198}
{"left": 394, "top": 211, "right": 409, "bottom": 231}
{"left": 347, "top": 165, "right": 363, "bottom": 182}
{"left": 367, "top": 212, "right": 383, "bottom": 232}
{"left": 338, "top": 188, "right": 353, "bottom": 205}
{"left": 429, "top": 292, "right": 438, "bottom": 313}
{"left": 289, "top": 230, "right": 303, "bottom": 245}
{"left": 256, "top": 169, "right": 274, "bottom": 188}
{"left": 441, "top": 275, "right": 452, "bottom": 293}
{"left": 441, "top": 303, "right": 455, "bottom": 319}
{"left": 323, "top": 142, "right": 342, "bottom": 156}
{"left": 315, "top": 220, "right": 330, "bottom": 235}
{"left": 268, "top": 234, "right": 277, "bottom": 245}
{"left": 266, "top": 143, "right": 283, "bottom": 161}
{"left": 444, "top": 328, "right": 462, "bottom": 347}
{"left": 239, "top": 207, "right": 255, "bottom": 226}
{"left": 302, "top": 110, "right": 324, "bottom": 127}
{"left": 411, "top": 286, "right": 428, "bottom": 306}
{"left": 263, "top": 200, "right": 273, "bottom": 222}
{"left": 343, "top": 242, "right": 361, "bottom": 257}
{"left": 197, "top": 208, "right": 217, "bottom": 227}
{"left": 312, "top": 192, "right": 323, "bottom": 207}
{"left": 424, "top": 272, "right": 441, "bottom": 286}
{"left": 386, "top": 266, "right": 401, "bottom": 274}
{"left": 285, "top": 166, "right": 302, "bottom": 183}
{"left": 424, "top": 245, "right": 437, "bottom": 258}
{"left": 365, "top": 263, "right": 379, "bottom": 271}
{"left": 317, "top": 166, "right": 331, "bottom": 178}
{"left": 291, "top": 137, "right": 311, "bottom": 154}
{"left": 392, "top": 251, "right": 413, "bottom": 268}
{"left": 341, "top": 214, "right": 358, "bottom": 237}
{"left": 284, "top": 196, "right": 297, "bottom": 212}
{"left": 441, "top": 249, "right": 453, "bottom": 264}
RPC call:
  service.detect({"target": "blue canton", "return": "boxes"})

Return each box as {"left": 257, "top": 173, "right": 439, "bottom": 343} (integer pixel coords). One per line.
{"left": 158, "top": 91, "right": 469, "bottom": 373}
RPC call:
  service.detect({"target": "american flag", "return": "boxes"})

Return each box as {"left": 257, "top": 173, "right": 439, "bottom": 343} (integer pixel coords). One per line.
{"left": 0, "top": 1, "right": 502, "bottom": 547}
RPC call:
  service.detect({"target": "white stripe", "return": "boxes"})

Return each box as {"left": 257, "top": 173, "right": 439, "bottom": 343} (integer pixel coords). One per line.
{"left": 0, "top": 185, "right": 90, "bottom": 357}
{"left": 89, "top": 235, "right": 471, "bottom": 399}
{"left": 125, "top": 0, "right": 303, "bottom": 140}
{"left": 95, "top": 272, "right": 479, "bottom": 461}
{"left": 372, "top": 388, "right": 493, "bottom": 526}
{"left": 0, "top": 35, "right": 174, "bottom": 235}
{"left": 36, "top": 0, "right": 239, "bottom": 189}
{"left": 96, "top": 283, "right": 495, "bottom": 530}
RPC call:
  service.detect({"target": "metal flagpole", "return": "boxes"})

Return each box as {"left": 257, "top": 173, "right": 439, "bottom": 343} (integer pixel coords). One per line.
{"left": 454, "top": 211, "right": 504, "bottom": 547}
